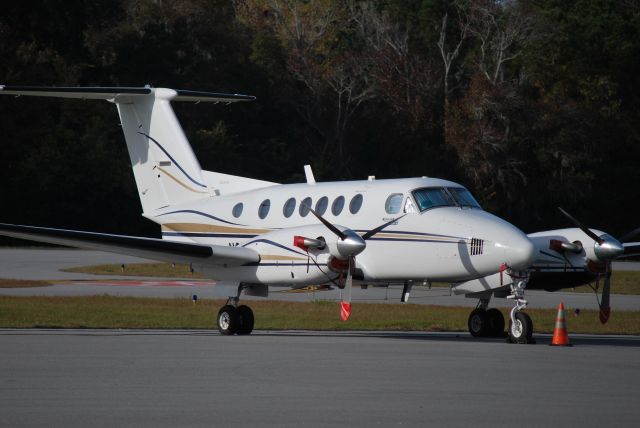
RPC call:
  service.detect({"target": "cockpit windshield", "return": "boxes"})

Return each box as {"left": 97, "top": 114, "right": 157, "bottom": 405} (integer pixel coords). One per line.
{"left": 447, "top": 187, "right": 481, "bottom": 208}
{"left": 411, "top": 187, "right": 481, "bottom": 212}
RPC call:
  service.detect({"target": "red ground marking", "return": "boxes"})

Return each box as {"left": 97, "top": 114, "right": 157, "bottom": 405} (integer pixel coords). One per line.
{"left": 67, "top": 280, "right": 216, "bottom": 287}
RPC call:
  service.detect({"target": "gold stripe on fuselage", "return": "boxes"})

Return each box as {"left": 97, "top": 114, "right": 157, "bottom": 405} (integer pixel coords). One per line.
{"left": 161, "top": 223, "right": 271, "bottom": 235}
{"left": 371, "top": 232, "right": 464, "bottom": 242}
{"left": 260, "top": 255, "right": 308, "bottom": 261}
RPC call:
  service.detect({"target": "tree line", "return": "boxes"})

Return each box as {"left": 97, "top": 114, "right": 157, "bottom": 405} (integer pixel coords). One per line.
{"left": 1, "top": 0, "right": 639, "bottom": 239}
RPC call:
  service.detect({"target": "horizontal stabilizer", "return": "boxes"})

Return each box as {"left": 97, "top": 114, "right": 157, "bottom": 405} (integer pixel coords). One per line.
{"left": 0, "top": 223, "right": 259, "bottom": 266}
{"left": 0, "top": 85, "right": 255, "bottom": 103}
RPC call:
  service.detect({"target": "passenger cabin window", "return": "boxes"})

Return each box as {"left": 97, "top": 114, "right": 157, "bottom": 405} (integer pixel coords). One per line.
{"left": 300, "top": 197, "right": 312, "bottom": 217}
{"left": 315, "top": 196, "right": 328, "bottom": 216}
{"left": 349, "top": 194, "right": 363, "bottom": 214}
{"left": 332, "top": 196, "right": 345, "bottom": 216}
{"left": 411, "top": 187, "right": 481, "bottom": 212}
{"left": 283, "top": 198, "right": 296, "bottom": 218}
{"left": 232, "top": 202, "right": 243, "bottom": 218}
{"left": 385, "top": 193, "right": 403, "bottom": 214}
{"left": 258, "top": 199, "right": 271, "bottom": 219}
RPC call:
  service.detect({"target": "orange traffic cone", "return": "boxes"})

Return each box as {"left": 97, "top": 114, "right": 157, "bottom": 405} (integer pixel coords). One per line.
{"left": 550, "top": 303, "right": 572, "bottom": 346}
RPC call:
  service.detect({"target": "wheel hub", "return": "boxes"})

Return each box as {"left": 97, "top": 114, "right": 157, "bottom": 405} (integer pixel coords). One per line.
{"left": 512, "top": 319, "right": 523, "bottom": 338}
{"left": 219, "top": 312, "right": 230, "bottom": 330}
{"left": 471, "top": 315, "right": 482, "bottom": 332}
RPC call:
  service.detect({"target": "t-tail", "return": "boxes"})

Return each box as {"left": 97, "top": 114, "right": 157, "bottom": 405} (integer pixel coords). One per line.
{"left": 0, "top": 85, "right": 275, "bottom": 214}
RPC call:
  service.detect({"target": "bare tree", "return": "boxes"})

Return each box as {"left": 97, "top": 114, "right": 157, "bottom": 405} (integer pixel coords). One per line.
{"left": 437, "top": 1, "right": 470, "bottom": 139}
{"left": 236, "top": 0, "right": 378, "bottom": 176}
{"left": 352, "top": 1, "right": 438, "bottom": 128}
{"left": 467, "top": 0, "right": 534, "bottom": 85}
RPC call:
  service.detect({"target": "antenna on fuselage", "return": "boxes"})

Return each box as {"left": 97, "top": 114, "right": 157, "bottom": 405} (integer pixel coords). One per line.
{"left": 304, "top": 165, "right": 316, "bottom": 185}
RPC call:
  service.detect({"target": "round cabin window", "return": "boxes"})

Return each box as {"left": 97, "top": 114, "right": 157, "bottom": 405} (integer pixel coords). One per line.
{"left": 299, "top": 197, "right": 312, "bottom": 217}
{"left": 232, "top": 202, "right": 243, "bottom": 218}
{"left": 331, "top": 196, "right": 345, "bottom": 216}
{"left": 315, "top": 196, "right": 328, "bottom": 216}
{"left": 258, "top": 199, "right": 271, "bottom": 219}
{"left": 349, "top": 194, "right": 363, "bottom": 214}
{"left": 283, "top": 198, "right": 296, "bottom": 218}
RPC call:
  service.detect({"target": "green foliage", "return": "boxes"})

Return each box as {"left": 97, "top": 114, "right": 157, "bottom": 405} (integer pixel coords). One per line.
{"left": 1, "top": 0, "right": 639, "bottom": 236}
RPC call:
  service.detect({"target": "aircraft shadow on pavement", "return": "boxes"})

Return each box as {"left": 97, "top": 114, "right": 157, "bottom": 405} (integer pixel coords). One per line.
{"left": 254, "top": 331, "right": 640, "bottom": 347}
{"left": 3, "top": 329, "right": 639, "bottom": 347}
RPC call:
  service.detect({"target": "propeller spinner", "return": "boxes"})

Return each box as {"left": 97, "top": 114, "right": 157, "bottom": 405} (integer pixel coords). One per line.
{"left": 302, "top": 205, "right": 405, "bottom": 320}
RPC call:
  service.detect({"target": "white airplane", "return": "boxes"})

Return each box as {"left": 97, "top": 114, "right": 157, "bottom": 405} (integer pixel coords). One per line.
{"left": 452, "top": 208, "right": 640, "bottom": 342}
{"left": 0, "top": 85, "right": 536, "bottom": 338}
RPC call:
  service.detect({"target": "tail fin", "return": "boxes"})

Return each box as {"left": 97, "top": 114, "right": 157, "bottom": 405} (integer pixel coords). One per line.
{"left": 0, "top": 85, "right": 255, "bottom": 212}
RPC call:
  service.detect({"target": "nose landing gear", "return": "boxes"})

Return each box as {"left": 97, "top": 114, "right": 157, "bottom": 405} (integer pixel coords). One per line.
{"left": 506, "top": 273, "right": 535, "bottom": 344}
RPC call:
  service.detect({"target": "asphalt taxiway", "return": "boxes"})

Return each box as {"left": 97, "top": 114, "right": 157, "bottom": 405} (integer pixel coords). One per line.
{"left": 2, "top": 250, "right": 639, "bottom": 426}
{"left": 1, "top": 248, "right": 639, "bottom": 311}
{"left": 1, "top": 329, "right": 639, "bottom": 427}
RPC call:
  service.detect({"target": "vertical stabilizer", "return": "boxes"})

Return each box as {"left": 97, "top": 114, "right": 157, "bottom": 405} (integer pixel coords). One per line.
{"left": 116, "top": 88, "right": 208, "bottom": 212}
{"left": 0, "top": 86, "right": 257, "bottom": 213}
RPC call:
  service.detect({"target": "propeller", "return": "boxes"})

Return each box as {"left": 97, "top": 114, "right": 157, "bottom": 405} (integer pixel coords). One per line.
{"left": 600, "top": 268, "right": 611, "bottom": 324}
{"left": 619, "top": 226, "right": 640, "bottom": 243}
{"left": 557, "top": 207, "right": 634, "bottom": 324}
{"left": 557, "top": 207, "right": 604, "bottom": 244}
{"left": 306, "top": 205, "right": 406, "bottom": 320}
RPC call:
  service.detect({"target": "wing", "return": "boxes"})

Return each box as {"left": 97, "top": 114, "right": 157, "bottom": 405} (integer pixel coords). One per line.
{"left": 0, "top": 223, "right": 259, "bottom": 266}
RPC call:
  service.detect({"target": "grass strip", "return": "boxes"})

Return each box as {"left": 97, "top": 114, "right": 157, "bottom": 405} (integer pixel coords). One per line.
{"left": 63, "top": 263, "right": 204, "bottom": 278}
{"left": 62, "top": 264, "right": 640, "bottom": 295}
{"left": 1, "top": 296, "right": 638, "bottom": 334}
{"left": 0, "top": 279, "right": 53, "bottom": 288}
{"left": 566, "top": 271, "right": 640, "bottom": 295}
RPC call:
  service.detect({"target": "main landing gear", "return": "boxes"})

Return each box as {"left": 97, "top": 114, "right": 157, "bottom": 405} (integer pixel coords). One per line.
{"left": 467, "top": 271, "right": 534, "bottom": 343}
{"left": 467, "top": 302, "right": 505, "bottom": 338}
{"left": 217, "top": 284, "right": 255, "bottom": 335}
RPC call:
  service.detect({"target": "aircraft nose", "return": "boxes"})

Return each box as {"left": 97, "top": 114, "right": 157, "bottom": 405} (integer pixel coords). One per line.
{"left": 500, "top": 233, "right": 536, "bottom": 270}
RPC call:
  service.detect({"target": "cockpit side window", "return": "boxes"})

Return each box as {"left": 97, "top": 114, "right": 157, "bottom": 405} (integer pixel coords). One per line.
{"left": 385, "top": 193, "right": 404, "bottom": 214}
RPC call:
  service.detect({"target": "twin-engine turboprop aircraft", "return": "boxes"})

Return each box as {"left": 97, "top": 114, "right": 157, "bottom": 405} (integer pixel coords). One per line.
{"left": 0, "top": 85, "right": 536, "bottom": 337}
{"left": 452, "top": 208, "right": 640, "bottom": 342}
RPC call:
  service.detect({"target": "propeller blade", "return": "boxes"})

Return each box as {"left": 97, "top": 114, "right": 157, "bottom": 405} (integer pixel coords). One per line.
{"left": 306, "top": 205, "right": 347, "bottom": 240}
{"left": 557, "top": 207, "right": 604, "bottom": 244}
{"left": 340, "top": 256, "right": 354, "bottom": 321}
{"left": 362, "top": 214, "right": 407, "bottom": 240}
{"left": 622, "top": 242, "right": 640, "bottom": 257}
{"left": 619, "top": 226, "right": 640, "bottom": 243}
{"left": 599, "top": 268, "right": 611, "bottom": 324}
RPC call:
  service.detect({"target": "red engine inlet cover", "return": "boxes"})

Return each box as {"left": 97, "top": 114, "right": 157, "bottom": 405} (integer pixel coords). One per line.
{"left": 549, "top": 239, "right": 565, "bottom": 252}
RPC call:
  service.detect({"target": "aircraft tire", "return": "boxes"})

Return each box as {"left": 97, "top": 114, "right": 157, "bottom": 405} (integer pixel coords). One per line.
{"left": 486, "top": 308, "right": 505, "bottom": 337}
{"left": 237, "top": 305, "right": 255, "bottom": 335}
{"left": 468, "top": 308, "right": 489, "bottom": 337}
{"left": 508, "top": 312, "right": 533, "bottom": 344}
{"left": 218, "top": 305, "right": 240, "bottom": 335}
